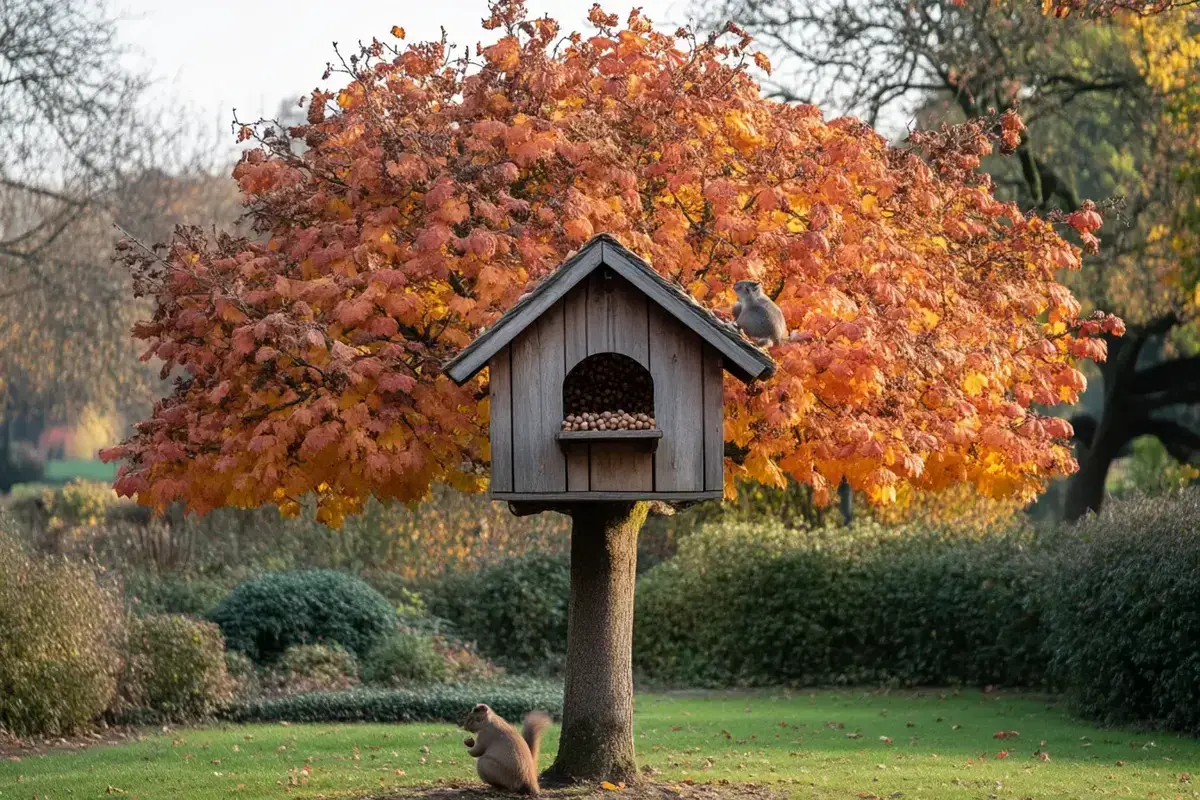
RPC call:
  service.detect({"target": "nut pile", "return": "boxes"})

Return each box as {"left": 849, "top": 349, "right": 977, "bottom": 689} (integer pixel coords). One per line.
{"left": 561, "top": 410, "right": 656, "bottom": 432}
{"left": 561, "top": 353, "right": 656, "bottom": 432}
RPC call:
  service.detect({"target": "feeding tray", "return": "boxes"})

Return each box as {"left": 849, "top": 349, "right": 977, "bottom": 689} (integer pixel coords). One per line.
{"left": 556, "top": 429, "right": 663, "bottom": 453}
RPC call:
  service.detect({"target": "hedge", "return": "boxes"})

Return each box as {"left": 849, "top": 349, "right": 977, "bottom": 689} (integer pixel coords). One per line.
{"left": 632, "top": 518, "right": 1051, "bottom": 689}
{"left": 1046, "top": 491, "right": 1200, "bottom": 734}
{"left": 224, "top": 679, "right": 562, "bottom": 724}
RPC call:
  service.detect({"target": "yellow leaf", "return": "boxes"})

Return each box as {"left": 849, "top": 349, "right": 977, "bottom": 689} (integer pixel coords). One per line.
{"left": 861, "top": 194, "right": 878, "bottom": 215}
{"left": 391, "top": 25, "right": 406, "bottom": 39}
{"left": 963, "top": 373, "right": 988, "bottom": 396}
{"left": 600, "top": 782, "right": 620, "bottom": 791}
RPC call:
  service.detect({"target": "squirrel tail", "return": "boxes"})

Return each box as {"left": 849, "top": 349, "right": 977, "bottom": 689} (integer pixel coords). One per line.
{"left": 522, "top": 710, "right": 552, "bottom": 766}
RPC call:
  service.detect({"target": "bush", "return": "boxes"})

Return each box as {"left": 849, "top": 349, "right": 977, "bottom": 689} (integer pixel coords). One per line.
{"left": 225, "top": 650, "right": 260, "bottom": 702}
{"left": 224, "top": 678, "right": 562, "bottom": 724}
{"left": 363, "top": 631, "right": 448, "bottom": 686}
{"left": 431, "top": 633, "right": 505, "bottom": 683}
{"left": 119, "top": 613, "right": 233, "bottom": 720}
{"left": 209, "top": 570, "right": 395, "bottom": 662}
{"left": 0, "top": 531, "right": 124, "bottom": 735}
{"left": 262, "top": 644, "right": 360, "bottom": 695}
{"left": 424, "top": 552, "right": 570, "bottom": 673}
{"left": 125, "top": 573, "right": 231, "bottom": 617}
{"left": 1046, "top": 490, "right": 1200, "bottom": 734}
{"left": 633, "top": 519, "right": 1049, "bottom": 688}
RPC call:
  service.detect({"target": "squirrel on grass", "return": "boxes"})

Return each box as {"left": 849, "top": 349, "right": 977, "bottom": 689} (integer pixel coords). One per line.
{"left": 462, "top": 703, "right": 552, "bottom": 795}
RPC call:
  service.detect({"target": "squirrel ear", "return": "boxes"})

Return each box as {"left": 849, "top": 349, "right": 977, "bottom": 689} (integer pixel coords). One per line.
{"left": 474, "top": 704, "right": 488, "bottom": 712}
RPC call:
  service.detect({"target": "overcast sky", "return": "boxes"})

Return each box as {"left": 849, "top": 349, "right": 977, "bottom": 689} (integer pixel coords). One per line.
{"left": 114, "top": 0, "right": 684, "bottom": 154}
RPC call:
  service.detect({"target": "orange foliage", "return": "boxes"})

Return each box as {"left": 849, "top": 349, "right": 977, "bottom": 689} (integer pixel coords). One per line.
{"left": 103, "top": 1, "right": 1120, "bottom": 524}
{"left": 869, "top": 483, "right": 1025, "bottom": 532}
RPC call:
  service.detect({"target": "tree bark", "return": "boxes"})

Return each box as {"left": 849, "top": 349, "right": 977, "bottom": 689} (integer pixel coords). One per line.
{"left": 1064, "top": 400, "right": 1126, "bottom": 522}
{"left": 544, "top": 501, "right": 648, "bottom": 786}
{"left": 837, "top": 478, "right": 853, "bottom": 525}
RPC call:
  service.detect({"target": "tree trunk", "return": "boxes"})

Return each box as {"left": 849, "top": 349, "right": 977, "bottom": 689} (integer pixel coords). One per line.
{"left": 837, "top": 478, "right": 853, "bottom": 525}
{"left": 544, "top": 501, "right": 647, "bottom": 786}
{"left": 1063, "top": 405, "right": 1125, "bottom": 522}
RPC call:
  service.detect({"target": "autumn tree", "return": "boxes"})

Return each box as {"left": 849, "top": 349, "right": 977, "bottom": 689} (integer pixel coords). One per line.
{"left": 709, "top": 0, "right": 1200, "bottom": 519}
{"left": 105, "top": 1, "right": 1118, "bottom": 781}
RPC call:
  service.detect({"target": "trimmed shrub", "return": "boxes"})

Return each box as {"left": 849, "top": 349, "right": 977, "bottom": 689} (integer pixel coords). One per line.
{"left": 0, "top": 531, "right": 124, "bottom": 735}
{"left": 424, "top": 552, "right": 570, "bottom": 673}
{"left": 224, "top": 679, "right": 562, "bottom": 724}
{"left": 209, "top": 570, "right": 395, "bottom": 662}
{"left": 120, "top": 613, "right": 234, "bottom": 720}
{"left": 363, "top": 631, "right": 448, "bottom": 686}
{"left": 1046, "top": 491, "right": 1200, "bottom": 734}
{"left": 633, "top": 519, "right": 1049, "bottom": 688}
{"left": 263, "top": 644, "right": 360, "bottom": 695}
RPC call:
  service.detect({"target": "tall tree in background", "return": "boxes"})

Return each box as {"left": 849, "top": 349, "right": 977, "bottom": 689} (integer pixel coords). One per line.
{"left": 104, "top": 0, "right": 1118, "bottom": 781}
{"left": 704, "top": 0, "right": 1199, "bottom": 518}
{"left": 0, "top": 0, "right": 239, "bottom": 479}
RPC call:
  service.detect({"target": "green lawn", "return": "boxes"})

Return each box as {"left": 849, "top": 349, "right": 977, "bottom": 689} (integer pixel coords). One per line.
{"left": 43, "top": 458, "right": 118, "bottom": 482}
{"left": 3, "top": 690, "right": 1198, "bottom": 799}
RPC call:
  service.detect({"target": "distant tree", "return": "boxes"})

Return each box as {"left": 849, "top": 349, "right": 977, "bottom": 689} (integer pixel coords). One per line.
{"left": 702, "top": 0, "right": 1200, "bottom": 518}
{"left": 0, "top": 0, "right": 240, "bottom": 466}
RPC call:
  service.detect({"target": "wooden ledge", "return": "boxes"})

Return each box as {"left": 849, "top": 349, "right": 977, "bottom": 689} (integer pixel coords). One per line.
{"left": 555, "top": 429, "right": 663, "bottom": 453}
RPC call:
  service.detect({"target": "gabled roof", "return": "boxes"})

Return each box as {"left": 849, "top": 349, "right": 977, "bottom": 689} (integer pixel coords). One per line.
{"left": 443, "top": 234, "right": 776, "bottom": 385}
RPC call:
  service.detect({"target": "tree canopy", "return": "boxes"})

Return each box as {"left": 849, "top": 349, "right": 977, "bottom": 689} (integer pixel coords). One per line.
{"left": 103, "top": 0, "right": 1122, "bottom": 525}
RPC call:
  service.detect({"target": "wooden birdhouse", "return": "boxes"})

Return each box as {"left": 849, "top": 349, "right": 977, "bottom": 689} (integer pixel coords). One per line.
{"left": 444, "top": 234, "right": 776, "bottom": 502}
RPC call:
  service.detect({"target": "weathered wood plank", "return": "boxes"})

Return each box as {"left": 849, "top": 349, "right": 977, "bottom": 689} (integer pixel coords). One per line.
{"left": 586, "top": 271, "right": 649, "bottom": 366}
{"left": 563, "top": 283, "right": 589, "bottom": 372}
{"left": 649, "top": 305, "right": 705, "bottom": 491}
{"left": 702, "top": 346, "right": 725, "bottom": 493}
{"left": 562, "top": 283, "right": 591, "bottom": 490}
{"left": 511, "top": 302, "right": 566, "bottom": 492}
{"left": 589, "top": 443, "right": 654, "bottom": 492}
{"left": 487, "top": 348, "right": 514, "bottom": 494}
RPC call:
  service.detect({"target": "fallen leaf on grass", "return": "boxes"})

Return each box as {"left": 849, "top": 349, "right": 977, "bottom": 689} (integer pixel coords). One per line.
{"left": 600, "top": 781, "right": 622, "bottom": 791}
{"left": 879, "top": 737, "right": 893, "bottom": 744}
{"left": 996, "top": 750, "right": 1010, "bottom": 759}
{"left": 993, "top": 731, "right": 1019, "bottom": 739}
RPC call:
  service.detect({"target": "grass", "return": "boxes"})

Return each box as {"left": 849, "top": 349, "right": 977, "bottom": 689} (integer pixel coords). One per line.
{"left": 42, "top": 458, "right": 117, "bottom": 482}
{"left": 3, "top": 689, "right": 1199, "bottom": 799}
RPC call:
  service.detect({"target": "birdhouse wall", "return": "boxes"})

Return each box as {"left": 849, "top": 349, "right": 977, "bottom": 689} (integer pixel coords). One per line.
{"left": 487, "top": 272, "right": 725, "bottom": 501}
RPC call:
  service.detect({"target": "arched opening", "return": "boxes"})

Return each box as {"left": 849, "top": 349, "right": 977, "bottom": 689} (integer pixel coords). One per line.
{"left": 560, "top": 353, "right": 656, "bottom": 433}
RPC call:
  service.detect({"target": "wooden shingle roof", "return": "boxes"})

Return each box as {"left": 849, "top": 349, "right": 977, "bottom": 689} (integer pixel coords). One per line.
{"left": 443, "top": 234, "right": 776, "bottom": 385}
